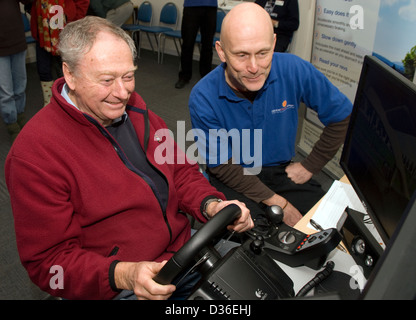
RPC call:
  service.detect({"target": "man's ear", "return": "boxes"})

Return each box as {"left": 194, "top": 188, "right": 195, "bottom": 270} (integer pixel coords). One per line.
{"left": 62, "top": 62, "right": 76, "bottom": 90}
{"left": 215, "top": 41, "right": 227, "bottom": 63}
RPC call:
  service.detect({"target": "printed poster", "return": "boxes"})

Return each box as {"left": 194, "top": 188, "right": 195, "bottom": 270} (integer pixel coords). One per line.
{"left": 308, "top": 0, "right": 381, "bottom": 127}
{"left": 299, "top": 0, "right": 416, "bottom": 178}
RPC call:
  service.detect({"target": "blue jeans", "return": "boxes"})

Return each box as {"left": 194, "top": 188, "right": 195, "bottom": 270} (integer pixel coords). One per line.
{"left": 0, "top": 50, "right": 27, "bottom": 124}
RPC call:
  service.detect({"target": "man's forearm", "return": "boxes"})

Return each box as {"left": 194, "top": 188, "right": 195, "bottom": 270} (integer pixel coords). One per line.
{"left": 208, "top": 162, "right": 275, "bottom": 203}
{"left": 301, "top": 115, "right": 350, "bottom": 174}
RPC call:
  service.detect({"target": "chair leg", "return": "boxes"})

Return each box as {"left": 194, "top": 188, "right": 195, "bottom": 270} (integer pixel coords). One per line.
{"left": 160, "top": 35, "right": 165, "bottom": 64}
{"left": 161, "top": 37, "right": 181, "bottom": 64}
{"left": 153, "top": 34, "right": 161, "bottom": 63}
{"left": 132, "top": 31, "right": 140, "bottom": 58}
{"left": 173, "top": 38, "right": 181, "bottom": 57}
{"left": 146, "top": 33, "right": 155, "bottom": 53}
{"left": 138, "top": 31, "right": 142, "bottom": 58}
{"left": 157, "top": 33, "right": 164, "bottom": 64}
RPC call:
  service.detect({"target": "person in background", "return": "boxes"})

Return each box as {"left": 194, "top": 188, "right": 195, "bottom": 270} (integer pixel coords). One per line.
{"left": 88, "top": 0, "right": 133, "bottom": 27}
{"left": 0, "top": 0, "right": 31, "bottom": 142}
{"left": 5, "top": 16, "right": 253, "bottom": 300}
{"left": 189, "top": 3, "right": 352, "bottom": 227}
{"left": 255, "top": 0, "right": 299, "bottom": 52}
{"left": 29, "top": 0, "right": 89, "bottom": 106}
{"left": 175, "top": 0, "right": 218, "bottom": 89}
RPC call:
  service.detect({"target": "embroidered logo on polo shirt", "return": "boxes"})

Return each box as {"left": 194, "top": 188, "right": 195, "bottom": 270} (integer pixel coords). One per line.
{"left": 271, "top": 100, "right": 295, "bottom": 114}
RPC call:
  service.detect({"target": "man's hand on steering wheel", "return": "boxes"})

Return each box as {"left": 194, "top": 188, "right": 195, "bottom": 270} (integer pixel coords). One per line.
{"left": 205, "top": 200, "right": 254, "bottom": 233}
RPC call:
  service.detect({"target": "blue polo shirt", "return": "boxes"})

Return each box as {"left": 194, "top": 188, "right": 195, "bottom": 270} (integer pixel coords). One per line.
{"left": 189, "top": 53, "right": 352, "bottom": 169}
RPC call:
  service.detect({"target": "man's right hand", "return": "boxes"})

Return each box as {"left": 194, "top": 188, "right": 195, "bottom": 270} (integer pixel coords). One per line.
{"left": 114, "top": 261, "right": 176, "bottom": 300}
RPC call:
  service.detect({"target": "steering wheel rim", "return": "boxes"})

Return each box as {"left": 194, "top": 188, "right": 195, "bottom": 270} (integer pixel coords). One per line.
{"left": 153, "top": 203, "right": 242, "bottom": 285}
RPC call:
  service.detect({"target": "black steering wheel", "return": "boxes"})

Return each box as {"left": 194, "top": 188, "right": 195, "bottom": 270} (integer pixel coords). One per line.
{"left": 153, "top": 204, "right": 242, "bottom": 285}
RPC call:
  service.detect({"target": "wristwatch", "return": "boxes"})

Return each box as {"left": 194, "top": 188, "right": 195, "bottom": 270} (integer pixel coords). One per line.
{"left": 202, "top": 198, "right": 223, "bottom": 219}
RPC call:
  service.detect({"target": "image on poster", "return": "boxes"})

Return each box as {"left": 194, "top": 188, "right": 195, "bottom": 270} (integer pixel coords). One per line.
{"left": 372, "top": 0, "right": 416, "bottom": 82}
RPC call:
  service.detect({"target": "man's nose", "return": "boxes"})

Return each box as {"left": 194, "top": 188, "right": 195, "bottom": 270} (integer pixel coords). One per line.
{"left": 113, "top": 78, "right": 130, "bottom": 99}
{"left": 247, "top": 56, "right": 259, "bottom": 73}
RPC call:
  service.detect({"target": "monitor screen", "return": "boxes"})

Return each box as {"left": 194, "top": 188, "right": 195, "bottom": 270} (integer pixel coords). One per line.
{"left": 340, "top": 55, "right": 416, "bottom": 244}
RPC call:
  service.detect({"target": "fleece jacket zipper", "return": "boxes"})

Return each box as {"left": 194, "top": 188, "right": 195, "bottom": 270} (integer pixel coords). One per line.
{"left": 83, "top": 111, "right": 173, "bottom": 244}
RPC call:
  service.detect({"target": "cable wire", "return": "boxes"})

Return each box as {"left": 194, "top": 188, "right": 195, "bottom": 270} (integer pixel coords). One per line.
{"left": 295, "top": 261, "right": 335, "bottom": 297}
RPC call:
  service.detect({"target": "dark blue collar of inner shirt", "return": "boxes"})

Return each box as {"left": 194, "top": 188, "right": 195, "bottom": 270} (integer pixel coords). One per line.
{"left": 107, "top": 113, "right": 128, "bottom": 128}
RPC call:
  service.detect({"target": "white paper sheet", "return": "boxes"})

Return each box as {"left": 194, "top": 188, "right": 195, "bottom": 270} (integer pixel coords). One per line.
{"left": 308, "top": 180, "right": 367, "bottom": 230}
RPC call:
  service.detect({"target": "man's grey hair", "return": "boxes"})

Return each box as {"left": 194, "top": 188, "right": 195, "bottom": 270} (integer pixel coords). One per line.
{"left": 58, "top": 16, "right": 137, "bottom": 72}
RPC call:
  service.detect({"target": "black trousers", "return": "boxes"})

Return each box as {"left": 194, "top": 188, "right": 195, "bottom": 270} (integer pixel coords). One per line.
{"left": 208, "top": 164, "right": 326, "bottom": 220}
{"left": 179, "top": 6, "right": 217, "bottom": 81}
{"left": 275, "top": 34, "right": 292, "bottom": 52}
{"left": 35, "top": 42, "right": 63, "bottom": 82}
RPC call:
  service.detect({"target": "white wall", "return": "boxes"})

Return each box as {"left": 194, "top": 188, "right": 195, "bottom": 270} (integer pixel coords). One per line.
{"left": 289, "top": 0, "right": 316, "bottom": 62}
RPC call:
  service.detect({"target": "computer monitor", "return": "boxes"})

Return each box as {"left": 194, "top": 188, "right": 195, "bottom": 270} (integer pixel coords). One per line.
{"left": 361, "top": 190, "right": 416, "bottom": 299}
{"left": 340, "top": 55, "right": 416, "bottom": 245}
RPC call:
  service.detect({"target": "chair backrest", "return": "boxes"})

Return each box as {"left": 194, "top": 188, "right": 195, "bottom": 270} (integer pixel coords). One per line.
{"left": 137, "top": 1, "right": 152, "bottom": 24}
{"left": 216, "top": 8, "right": 226, "bottom": 33}
{"left": 22, "top": 13, "right": 30, "bottom": 32}
{"left": 159, "top": 2, "right": 178, "bottom": 27}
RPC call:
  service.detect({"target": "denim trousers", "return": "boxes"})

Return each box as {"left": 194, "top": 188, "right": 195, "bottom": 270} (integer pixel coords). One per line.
{"left": 0, "top": 50, "right": 27, "bottom": 124}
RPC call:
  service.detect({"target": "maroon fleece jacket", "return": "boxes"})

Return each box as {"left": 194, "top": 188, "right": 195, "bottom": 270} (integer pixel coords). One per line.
{"left": 5, "top": 78, "right": 225, "bottom": 299}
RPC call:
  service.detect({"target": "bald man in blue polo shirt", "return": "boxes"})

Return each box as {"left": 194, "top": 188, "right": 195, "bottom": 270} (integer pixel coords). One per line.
{"left": 189, "top": 3, "right": 352, "bottom": 227}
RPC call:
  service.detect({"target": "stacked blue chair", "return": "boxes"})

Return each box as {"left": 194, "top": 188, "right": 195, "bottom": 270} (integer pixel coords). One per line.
{"left": 122, "top": 1, "right": 153, "bottom": 58}
{"left": 136, "top": 2, "right": 179, "bottom": 63}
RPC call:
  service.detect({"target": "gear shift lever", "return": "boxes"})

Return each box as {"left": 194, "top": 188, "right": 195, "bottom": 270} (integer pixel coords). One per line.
{"left": 265, "top": 205, "right": 284, "bottom": 226}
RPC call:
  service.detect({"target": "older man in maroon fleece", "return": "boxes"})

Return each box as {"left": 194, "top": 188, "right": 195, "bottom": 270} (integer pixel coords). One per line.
{"left": 5, "top": 16, "right": 253, "bottom": 300}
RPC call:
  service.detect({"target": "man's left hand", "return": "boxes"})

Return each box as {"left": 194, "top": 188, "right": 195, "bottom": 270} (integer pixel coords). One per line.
{"left": 285, "top": 162, "right": 313, "bottom": 184}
